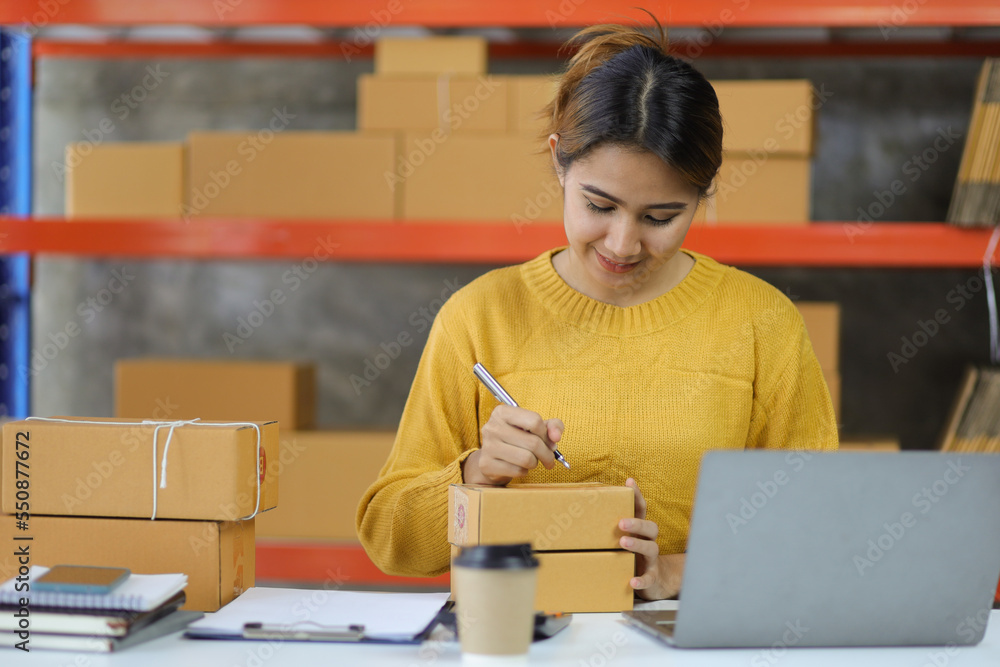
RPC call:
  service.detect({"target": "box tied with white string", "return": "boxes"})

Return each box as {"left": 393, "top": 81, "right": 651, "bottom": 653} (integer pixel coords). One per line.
{"left": 0, "top": 417, "right": 278, "bottom": 521}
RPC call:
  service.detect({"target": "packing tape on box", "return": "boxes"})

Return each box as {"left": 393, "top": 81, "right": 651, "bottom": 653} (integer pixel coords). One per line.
{"left": 24, "top": 417, "right": 263, "bottom": 521}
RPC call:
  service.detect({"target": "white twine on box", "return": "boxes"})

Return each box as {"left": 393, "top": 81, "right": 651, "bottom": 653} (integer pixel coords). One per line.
{"left": 24, "top": 417, "right": 264, "bottom": 521}
{"left": 145, "top": 418, "right": 202, "bottom": 518}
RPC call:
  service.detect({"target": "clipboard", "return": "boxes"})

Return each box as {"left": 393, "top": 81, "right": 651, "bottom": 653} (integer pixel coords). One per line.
{"left": 242, "top": 622, "right": 366, "bottom": 642}
{"left": 235, "top": 603, "right": 453, "bottom": 644}
{"left": 185, "top": 588, "right": 452, "bottom": 645}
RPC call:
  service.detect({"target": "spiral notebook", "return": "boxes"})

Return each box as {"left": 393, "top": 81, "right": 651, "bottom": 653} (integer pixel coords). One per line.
{"left": 0, "top": 610, "right": 203, "bottom": 652}
{"left": 0, "top": 566, "right": 187, "bottom": 612}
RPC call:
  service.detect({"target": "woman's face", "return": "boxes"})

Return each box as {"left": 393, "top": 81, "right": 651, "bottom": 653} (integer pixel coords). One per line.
{"left": 550, "top": 137, "right": 701, "bottom": 307}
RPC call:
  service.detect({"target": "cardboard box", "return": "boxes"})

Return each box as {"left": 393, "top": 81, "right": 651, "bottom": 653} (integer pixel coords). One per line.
{"left": 400, "top": 133, "right": 562, "bottom": 222}
{"left": 507, "top": 78, "right": 815, "bottom": 148}
{"left": 713, "top": 80, "right": 816, "bottom": 155}
{"left": 255, "top": 430, "right": 394, "bottom": 541}
{"left": 451, "top": 545, "right": 634, "bottom": 613}
{"left": 1, "top": 418, "right": 277, "bottom": 521}
{"left": 509, "top": 75, "right": 558, "bottom": 133}
{"left": 535, "top": 550, "right": 634, "bottom": 613}
{"left": 0, "top": 515, "right": 253, "bottom": 612}
{"left": 185, "top": 131, "right": 397, "bottom": 219}
{"left": 448, "top": 483, "right": 633, "bottom": 551}
{"left": 796, "top": 302, "right": 840, "bottom": 372}
{"left": 116, "top": 359, "right": 316, "bottom": 430}
{"left": 358, "top": 75, "right": 508, "bottom": 133}
{"left": 694, "top": 153, "right": 811, "bottom": 223}
{"left": 839, "top": 436, "right": 900, "bottom": 452}
{"left": 375, "top": 36, "right": 487, "bottom": 76}
{"left": 66, "top": 142, "right": 184, "bottom": 218}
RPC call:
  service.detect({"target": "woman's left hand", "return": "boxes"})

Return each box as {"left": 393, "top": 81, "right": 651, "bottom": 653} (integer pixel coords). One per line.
{"left": 619, "top": 477, "right": 685, "bottom": 600}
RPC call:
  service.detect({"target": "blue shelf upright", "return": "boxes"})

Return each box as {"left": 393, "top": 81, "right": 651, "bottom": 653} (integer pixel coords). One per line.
{"left": 0, "top": 28, "right": 32, "bottom": 418}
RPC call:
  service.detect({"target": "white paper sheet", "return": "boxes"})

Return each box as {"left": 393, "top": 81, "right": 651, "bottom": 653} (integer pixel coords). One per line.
{"left": 186, "top": 587, "right": 450, "bottom": 642}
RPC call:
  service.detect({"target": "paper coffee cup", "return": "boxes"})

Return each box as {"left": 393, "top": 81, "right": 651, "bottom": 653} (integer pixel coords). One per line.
{"left": 452, "top": 544, "right": 539, "bottom": 663}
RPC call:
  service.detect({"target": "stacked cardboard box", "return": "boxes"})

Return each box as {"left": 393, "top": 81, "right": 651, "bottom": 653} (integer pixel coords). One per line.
{"left": 115, "top": 359, "right": 317, "bottom": 429}
{"left": 0, "top": 418, "right": 276, "bottom": 611}
{"left": 66, "top": 131, "right": 399, "bottom": 220}
{"left": 359, "top": 37, "right": 562, "bottom": 224}
{"left": 184, "top": 131, "right": 398, "bottom": 219}
{"left": 362, "top": 42, "right": 818, "bottom": 225}
{"left": 374, "top": 37, "right": 488, "bottom": 76}
{"left": 938, "top": 366, "right": 1000, "bottom": 453}
{"left": 795, "top": 302, "right": 841, "bottom": 421}
{"left": 65, "top": 142, "right": 185, "bottom": 218}
{"left": 253, "top": 430, "right": 395, "bottom": 541}
{"left": 448, "top": 483, "right": 635, "bottom": 613}
{"left": 115, "top": 360, "right": 397, "bottom": 556}
{"left": 695, "top": 80, "right": 817, "bottom": 224}
{"left": 63, "top": 37, "right": 555, "bottom": 224}
{"left": 64, "top": 42, "right": 816, "bottom": 228}
{"left": 947, "top": 58, "right": 1000, "bottom": 227}
{"left": 373, "top": 73, "right": 816, "bottom": 223}
{"left": 0, "top": 516, "right": 255, "bottom": 613}
{"left": 114, "top": 361, "right": 397, "bottom": 542}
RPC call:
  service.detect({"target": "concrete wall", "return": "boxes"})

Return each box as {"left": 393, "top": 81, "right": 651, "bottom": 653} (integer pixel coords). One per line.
{"left": 29, "top": 53, "right": 991, "bottom": 449}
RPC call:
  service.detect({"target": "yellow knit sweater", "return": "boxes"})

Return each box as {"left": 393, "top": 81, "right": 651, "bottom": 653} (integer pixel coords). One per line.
{"left": 357, "top": 248, "right": 839, "bottom": 577}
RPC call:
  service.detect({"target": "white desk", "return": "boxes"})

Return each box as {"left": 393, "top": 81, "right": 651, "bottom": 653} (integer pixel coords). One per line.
{"left": 4, "top": 604, "right": 1000, "bottom": 666}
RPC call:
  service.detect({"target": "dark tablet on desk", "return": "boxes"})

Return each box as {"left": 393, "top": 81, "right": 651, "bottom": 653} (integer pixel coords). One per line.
{"left": 436, "top": 601, "right": 571, "bottom": 641}
{"left": 34, "top": 565, "right": 130, "bottom": 595}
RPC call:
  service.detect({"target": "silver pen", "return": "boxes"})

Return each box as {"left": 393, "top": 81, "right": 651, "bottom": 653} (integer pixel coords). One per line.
{"left": 473, "top": 362, "right": 570, "bottom": 469}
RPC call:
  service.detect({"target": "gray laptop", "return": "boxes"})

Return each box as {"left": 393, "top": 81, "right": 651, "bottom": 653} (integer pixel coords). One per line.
{"left": 622, "top": 451, "right": 1000, "bottom": 648}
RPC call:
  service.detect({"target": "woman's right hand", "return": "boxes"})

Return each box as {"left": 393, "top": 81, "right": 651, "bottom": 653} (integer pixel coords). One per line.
{"left": 462, "top": 405, "right": 565, "bottom": 486}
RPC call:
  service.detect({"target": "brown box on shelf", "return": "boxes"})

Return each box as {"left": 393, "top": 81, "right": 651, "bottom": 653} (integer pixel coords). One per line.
{"left": 1, "top": 418, "right": 277, "bottom": 521}
{"left": 795, "top": 302, "right": 840, "bottom": 372}
{"left": 400, "top": 132, "right": 562, "bottom": 222}
{"left": 509, "top": 75, "right": 558, "bottom": 133}
{"left": 839, "top": 436, "right": 900, "bottom": 452}
{"left": 693, "top": 154, "right": 811, "bottom": 224}
{"left": 712, "top": 80, "right": 817, "bottom": 156}
{"left": 185, "top": 131, "right": 398, "bottom": 219}
{"left": 116, "top": 359, "right": 316, "bottom": 430}
{"left": 0, "top": 515, "right": 253, "bottom": 612}
{"left": 375, "top": 36, "right": 487, "bottom": 76}
{"left": 255, "top": 430, "right": 394, "bottom": 541}
{"left": 509, "top": 78, "right": 816, "bottom": 151}
{"left": 450, "top": 545, "right": 634, "bottom": 613}
{"left": 448, "top": 483, "right": 633, "bottom": 551}
{"left": 65, "top": 142, "right": 184, "bottom": 218}
{"left": 358, "top": 75, "right": 508, "bottom": 132}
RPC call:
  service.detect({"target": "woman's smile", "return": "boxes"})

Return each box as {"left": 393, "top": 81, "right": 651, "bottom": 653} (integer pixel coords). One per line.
{"left": 595, "top": 249, "right": 641, "bottom": 273}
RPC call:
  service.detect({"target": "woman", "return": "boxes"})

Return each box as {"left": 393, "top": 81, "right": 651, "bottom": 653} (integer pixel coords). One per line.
{"left": 357, "top": 22, "right": 838, "bottom": 601}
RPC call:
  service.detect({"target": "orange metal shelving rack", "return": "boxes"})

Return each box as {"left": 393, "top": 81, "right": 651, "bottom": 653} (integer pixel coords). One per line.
{"left": 3, "top": 0, "right": 1000, "bottom": 28}
{"left": 1, "top": 218, "right": 998, "bottom": 268}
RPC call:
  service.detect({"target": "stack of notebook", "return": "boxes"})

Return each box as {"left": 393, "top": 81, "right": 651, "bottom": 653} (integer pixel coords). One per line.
{"left": 938, "top": 366, "right": 1000, "bottom": 453}
{"left": 0, "top": 566, "right": 201, "bottom": 652}
{"left": 947, "top": 58, "right": 1000, "bottom": 227}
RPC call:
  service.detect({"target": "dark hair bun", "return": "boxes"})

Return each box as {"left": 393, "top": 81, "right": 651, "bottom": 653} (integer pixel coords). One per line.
{"left": 543, "top": 17, "right": 723, "bottom": 197}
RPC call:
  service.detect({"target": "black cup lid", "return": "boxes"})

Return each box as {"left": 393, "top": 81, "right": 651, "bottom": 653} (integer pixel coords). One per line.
{"left": 453, "top": 544, "right": 539, "bottom": 570}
